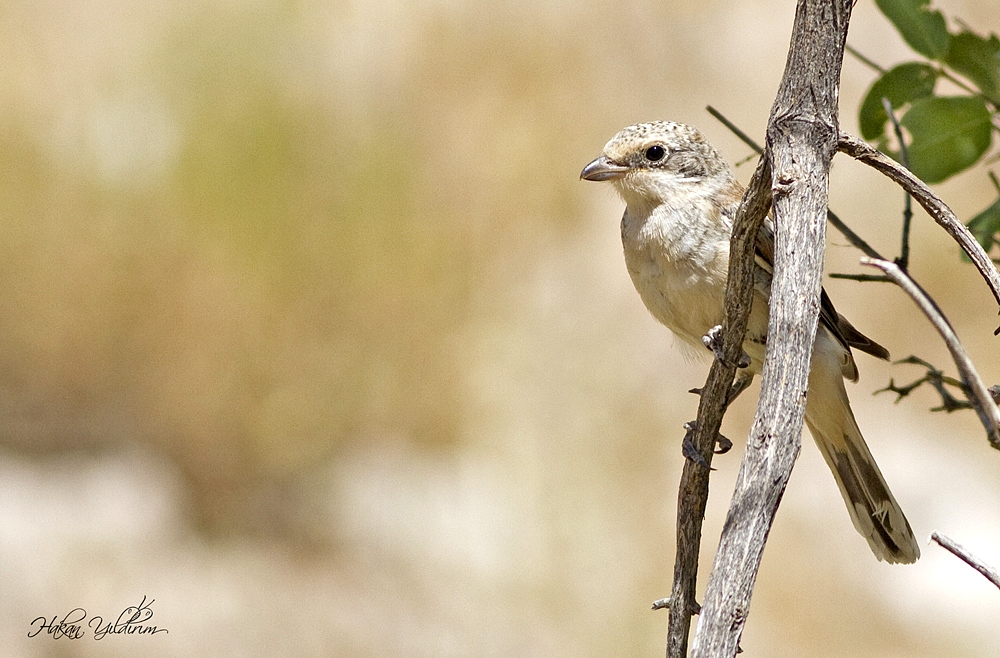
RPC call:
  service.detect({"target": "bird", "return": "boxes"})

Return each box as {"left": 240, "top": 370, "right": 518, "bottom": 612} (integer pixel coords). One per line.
{"left": 581, "top": 121, "right": 919, "bottom": 564}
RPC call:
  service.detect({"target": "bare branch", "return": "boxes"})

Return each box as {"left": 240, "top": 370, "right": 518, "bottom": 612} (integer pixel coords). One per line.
{"left": 706, "top": 106, "right": 761, "bottom": 157}
{"left": 828, "top": 272, "right": 890, "bottom": 283}
{"left": 825, "top": 208, "right": 883, "bottom": 260}
{"left": 838, "top": 133, "right": 1000, "bottom": 315}
{"left": 930, "top": 531, "right": 1000, "bottom": 591}
{"left": 860, "top": 258, "right": 1000, "bottom": 448}
{"left": 707, "top": 105, "right": 883, "bottom": 260}
{"left": 665, "top": 153, "right": 772, "bottom": 658}
{"left": 845, "top": 44, "right": 885, "bottom": 74}
{"left": 690, "top": 0, "right": 855, "bottom": 655}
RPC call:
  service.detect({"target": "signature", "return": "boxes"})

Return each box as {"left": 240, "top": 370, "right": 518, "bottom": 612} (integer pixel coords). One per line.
{"left": 28, "top": 596, "right": 169, "bottom": 640}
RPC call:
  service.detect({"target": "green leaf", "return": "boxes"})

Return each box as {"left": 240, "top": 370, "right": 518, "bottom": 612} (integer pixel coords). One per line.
{"left": 944, "top": 31, "right": 1000, "bottom": 97}
{"left": 967, "top": 196, "right": 1000, "bottom": 254}
{"left": 875, "top": 0, "right": 951, "bottom": 59}
{"left": 859, "top": 63, "right": 937, "bottom": 140}
{"left": 900, "top": 96, "right": 992, "bottom": 183}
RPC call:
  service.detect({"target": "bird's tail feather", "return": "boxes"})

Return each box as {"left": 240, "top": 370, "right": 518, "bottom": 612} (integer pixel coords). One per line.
{"left": 805, "top": 337, "right": 919, "bottom": 564}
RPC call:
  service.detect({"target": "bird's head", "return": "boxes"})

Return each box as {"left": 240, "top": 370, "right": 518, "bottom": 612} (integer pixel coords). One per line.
{"left": 580, "top": 121, "right": 734, "bottom": 214}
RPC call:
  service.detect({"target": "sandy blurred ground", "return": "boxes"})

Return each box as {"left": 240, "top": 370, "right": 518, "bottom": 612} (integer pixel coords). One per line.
{"left": 0, "top": 0, "right": 998, "bottom": 655}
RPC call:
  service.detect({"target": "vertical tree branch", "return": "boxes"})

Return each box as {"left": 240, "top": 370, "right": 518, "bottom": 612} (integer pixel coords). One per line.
{"left": 690, "top": 0, "right": 854, "bottom": 655}
{"left": 706, "top": 104, "right": 884, "bottom": 261}
{"left": 665, "top": 155, "right": 772, "bottom": 658}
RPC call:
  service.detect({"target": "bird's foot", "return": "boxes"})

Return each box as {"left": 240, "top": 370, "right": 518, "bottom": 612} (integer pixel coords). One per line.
{"left": 702, "top": 325, "right": 751, "bottom": 369}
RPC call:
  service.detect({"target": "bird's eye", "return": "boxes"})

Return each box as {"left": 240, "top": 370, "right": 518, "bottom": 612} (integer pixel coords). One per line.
{"left": 645, "top": 145, "right": 666, "bottom": 162}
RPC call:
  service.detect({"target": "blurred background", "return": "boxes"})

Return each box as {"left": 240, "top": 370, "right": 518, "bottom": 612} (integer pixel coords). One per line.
{"left": 0, "top": 0, "right": 998, "bottom": 655}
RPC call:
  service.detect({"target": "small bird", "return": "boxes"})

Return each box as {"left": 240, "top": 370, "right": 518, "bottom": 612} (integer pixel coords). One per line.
{"left": 581, "top": 121, "right": 919, "bottom": 563}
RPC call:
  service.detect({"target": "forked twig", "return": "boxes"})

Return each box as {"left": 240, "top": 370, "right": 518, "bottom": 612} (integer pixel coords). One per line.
{"left": 839, "top": 134, "right": 1000, "bottom": 328}
{"left": 860, "top": 258, "right": 1000, "bottom": 448}
{"left": 707, "top": 106, "right": 883, "bottom": 260}
{"left": 877, "top": 355, "right": 974, "bottom": 412}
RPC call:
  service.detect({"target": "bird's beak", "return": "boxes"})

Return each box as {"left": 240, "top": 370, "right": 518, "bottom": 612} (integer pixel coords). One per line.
{"left": 580, "top": 155, "right": 629, "bottom": 181}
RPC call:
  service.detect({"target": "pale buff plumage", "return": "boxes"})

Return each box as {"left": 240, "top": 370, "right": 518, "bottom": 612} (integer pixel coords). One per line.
{"left": 582, "top": 121, "right": 919, "bottom": 563}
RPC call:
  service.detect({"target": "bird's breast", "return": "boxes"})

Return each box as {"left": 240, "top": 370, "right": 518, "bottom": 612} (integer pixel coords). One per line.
{"left": 621, "top": 213, "right": 729, "bottom": 349}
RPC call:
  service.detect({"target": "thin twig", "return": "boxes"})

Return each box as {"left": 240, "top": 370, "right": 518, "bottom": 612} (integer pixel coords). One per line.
{"left": 935, "top": 66, "right": 1000, "bottom": 112}
{"left": 880, "top": 98, "right": 913, "bottom": 271}
{"left": 845, "top": 44, "right": 885, "bottom": 74}
{"left": 839, "top": 134, "right": 1000, "bottom": 321}
{"left": 989, "top": 171, "right": 1000, "bottom": 195}
{"left": 828, "top": 272, "right": 890, "bottom": 282}
{"left": 707, "top": 106, "right": 763, "bottom": 155}
{"left": 824, "top": 210, "right": 883, "bottom": 259}
{"left": 860, "top": 257, "right": 1000, "bottom": 448}
{"left": 849, "top": 43, "right": 999, "bottom": 110}
{"left": 930, "top": 532, "right": 1000, "bottom": 591}
{"left": 877, "top": 357, "right": 974, "bottom": 412}
{"left": 848, "top": 44, "right": 1000, "bottom": 132}
{"left": 707, "top": 106, "right": 883, "bottom": 260}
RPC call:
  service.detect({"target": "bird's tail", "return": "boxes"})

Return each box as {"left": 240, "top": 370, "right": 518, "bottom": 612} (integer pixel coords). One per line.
{"left": 805, "top": 334, "right": 920, "bottom": 564}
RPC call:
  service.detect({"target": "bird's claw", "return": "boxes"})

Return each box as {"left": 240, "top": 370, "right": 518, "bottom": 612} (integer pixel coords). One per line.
{"left": 702, "top": 326, "right": 725, "bottom": 361}
{"left": 681, "top": 421, "right": 731, "bottom": 466}
{"left": 702, "top": 325, "right": 751, "bottom": 369}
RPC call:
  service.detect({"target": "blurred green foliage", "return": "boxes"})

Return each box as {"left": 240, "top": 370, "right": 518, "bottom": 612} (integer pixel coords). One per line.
{"left": 874, "top": 0, "right": 950, "bottom": 60}
{"left": 858, "top": 62, "right": 937, "bottom": 140}
{"left": 967, "top": 192, "right": 1000, "bottom": 255}
{"left": 862, "top": 0, "right": 1000, "bottom": 260}
{"left": 900, "top": 95, "right": 992, "bottom": 184}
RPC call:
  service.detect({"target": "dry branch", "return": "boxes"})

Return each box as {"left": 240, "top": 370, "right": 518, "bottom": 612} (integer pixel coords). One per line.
{"left": 860, "top": 258, "right": 1000, "bottom": 447}
{"left": 707, "top": 105, "right": 884, "bottom": 261}
{"left": 838, "top": 134, "right": 1000, "bottom": 316}
{"left": 689, "top": 0, "right": 855, "bottom": 655}
{"left": 931, "top": 531, "right": 1000, "bottom": 591}
{"left": 664, "top": 154, "right": 772, "bottom": 658}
